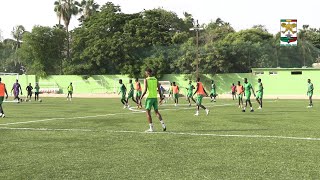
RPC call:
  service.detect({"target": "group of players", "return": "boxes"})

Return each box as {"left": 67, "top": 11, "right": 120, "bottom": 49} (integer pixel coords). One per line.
{"left": 117, "top": 68, "right": 268, "bottom": 132}
{"left": 0, "top": 80, "right": 76, "bottom": 118}
{"left": 0, "top": 79, "right": 41, "bottom": 118}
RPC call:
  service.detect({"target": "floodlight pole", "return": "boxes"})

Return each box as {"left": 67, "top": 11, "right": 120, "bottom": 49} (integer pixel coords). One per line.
{"left": 190, "top": 20, "right": 203, "bottom": 79}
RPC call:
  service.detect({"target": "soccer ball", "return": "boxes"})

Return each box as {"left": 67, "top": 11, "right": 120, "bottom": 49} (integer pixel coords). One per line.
{"left": 39, "top": 99, "right": 42, "bottom": 102}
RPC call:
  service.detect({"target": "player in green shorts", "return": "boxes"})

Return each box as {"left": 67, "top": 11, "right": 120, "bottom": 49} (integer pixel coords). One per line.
{"left": 255, "top": 78, "right": 264, "bottom": 109}
{"left": 186, "top": 80, "right": 196, "bottom": 106}
{"left": 118, "top": 79, "right": 128, "bottom": 109}
{"left": 126, "top": 79, "right": 137, "bottom": 107}
{"left": 210, "top": 80, "right": 217, "bottom": 102}
{"left": 140, "top": 68, "right": 166, "bottom": 132}
{"left": 307, "top": 79, "right": 313, "bottom": 108}
{"left": 243, "top": 78, "right": 256, "bottom": 112}
{"left": 193, "top": 77, "right": 209, "bottom": 116}
{"left": 135, "top": 78, "right": 142, "bottom": 109}
{"left": 172, "top": 82, "right": 180, "bottom": 106}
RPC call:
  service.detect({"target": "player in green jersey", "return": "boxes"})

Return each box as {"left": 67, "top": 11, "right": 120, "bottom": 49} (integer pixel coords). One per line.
{"left": 140, "top": 68, "right": 166, "bottom": 132}
{"left": 255, "top": 78, "right": 264, "bottom": 109}
{"left": 242, "top": 78, "right": 255, "bottom": 112}
{"left": 186, "top": 80, "right": 196, "bottom": 106}
{"left": 34, "top": 83, "right": 40, "bottom": 101}
{"left": 118, "top": 79, "right": 128, "bottom": 108}
{"left": 307, "top": 79, "right": 313, "bottom": 108}
{"left": 67, "top": 82, "right": 73, "bottom": 101}
{"left": 126, "top": 79, "right": 137, "bottom": 107}
{"left": 210, "top": 80, "right": 217, "bottom": 102}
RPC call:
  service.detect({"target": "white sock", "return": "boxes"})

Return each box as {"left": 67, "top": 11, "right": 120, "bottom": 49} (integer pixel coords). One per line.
{"left": 196, "top": 110, "right": 199, "bottom": 114}
{"left": 160, "top": 120, "right": 165, "bottom": 128}
{"left": 250, "top": 107, "right": 253, "bottom": 110}
{"left": 149, "top": 123, "right": 153, "bottom": 129}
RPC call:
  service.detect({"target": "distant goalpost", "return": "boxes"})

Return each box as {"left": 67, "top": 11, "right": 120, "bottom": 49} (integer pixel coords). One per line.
{"left": 0, "top": 72, "right": 19, "bottom": 80}
{"left": 158, "top": 81, "right": 171, "bottom": 96}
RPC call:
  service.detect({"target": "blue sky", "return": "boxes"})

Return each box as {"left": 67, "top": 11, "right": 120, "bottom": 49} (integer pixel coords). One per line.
{"left": 0, "top": 0, "right": 319, "bottom": 39}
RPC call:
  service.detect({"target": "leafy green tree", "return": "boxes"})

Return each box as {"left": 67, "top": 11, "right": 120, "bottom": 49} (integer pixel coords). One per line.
{"left": 18, "top": 26, "right": 67, "bottom": 77}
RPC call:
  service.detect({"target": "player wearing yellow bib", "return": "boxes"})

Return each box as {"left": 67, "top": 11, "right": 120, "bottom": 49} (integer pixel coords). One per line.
{"left": 0, "top": 78, "right": 9, "bottom": 118}
{"left": 307, "top": 79, "right": 313, "bottom": 108}
{"left": 67, "top": 82, "right": 73, "bottom": 101}
{"left": 242, "top": 78, "right": 255, "bottom": 112}
{"left": 140, "top": 68, "right": 166, "bottom": 132}
{"left": 255, "top": 78, "right": 264, "bottom": 109}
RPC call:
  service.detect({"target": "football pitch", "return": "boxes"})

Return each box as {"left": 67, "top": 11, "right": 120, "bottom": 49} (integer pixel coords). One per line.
{"left": 1, "top": 97, "right": 320, "bottom": 179}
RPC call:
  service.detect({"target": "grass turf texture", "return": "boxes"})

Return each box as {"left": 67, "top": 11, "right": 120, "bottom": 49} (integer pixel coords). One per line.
{"left": 1, "top": 97, "right": 320, "bottom": 179}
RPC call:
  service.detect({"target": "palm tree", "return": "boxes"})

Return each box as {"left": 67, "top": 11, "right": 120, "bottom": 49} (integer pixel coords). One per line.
{"left": 214, "top": 18, "right": 224, "bottom": 26}
{"left": 60, "top": 0, "right": 80, "bottom": 58}
{"left": 10, "top": 26, "right": 25, "bottom": 67}
{"left": 79, "top": 0, "right": 99, "bottom": 22}
{"left": 54, "top": 0, "right": 63, "bottom": 25}
{"left": 11, "top": 25, "right": 25, "bottom": 49}
{"left": 61, "top": 0, "right": 80, "bottom": 33}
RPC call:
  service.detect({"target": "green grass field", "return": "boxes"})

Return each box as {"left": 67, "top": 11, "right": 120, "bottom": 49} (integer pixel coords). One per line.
{"left": 1, "top": 97, "right": 320, "bottom": 179}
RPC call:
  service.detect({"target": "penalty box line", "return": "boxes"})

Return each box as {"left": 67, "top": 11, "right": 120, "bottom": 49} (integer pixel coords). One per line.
{"left": 0, "top": 103, "right": 233, "bottom": 126}
{"left": 1, "top": 127, "right": 320, "bottom": 142}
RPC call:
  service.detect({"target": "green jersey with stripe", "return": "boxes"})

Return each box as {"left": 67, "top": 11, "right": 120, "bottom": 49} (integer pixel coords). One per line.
{"left": 257, "top": 82, "right": 263, "bottom": 92}
{"left": 35, "top": 85, "right": 40, "bottom": 93}
{"left": 244, "top": 83, "right": 252, "bottom": 94}
{"left": 146, "top": 77, "right": 158, "bottom": 98}
{"left": 119, "top": 84, "right": 126, "bottom": 94}
{"left": 130, "top": 83, "right": 134, "bottom": 91}
{"left": 187, "top": 84, "right": 193, "bottom": 93}
{"left": 211, "top": 84, "right": 216, "bottom": 90}
{"left": 308, "top": 83, "right": 314, "bottom": 93}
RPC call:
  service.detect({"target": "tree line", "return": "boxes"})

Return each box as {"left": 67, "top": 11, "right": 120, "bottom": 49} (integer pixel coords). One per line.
{"left": 0, "top": 1, "right": 320, "bottom": 78}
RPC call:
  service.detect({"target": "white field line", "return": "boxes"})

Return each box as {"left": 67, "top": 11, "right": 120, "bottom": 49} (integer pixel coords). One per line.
{"left": 0, "top": 112, "right": 142, "bottom": 126}
{"left": 1, "top": 127, "right": 320, "bottom": 141}
{"left": 0, "top": 103, "right": 233, "bottom": 126}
